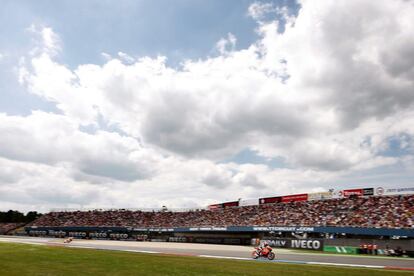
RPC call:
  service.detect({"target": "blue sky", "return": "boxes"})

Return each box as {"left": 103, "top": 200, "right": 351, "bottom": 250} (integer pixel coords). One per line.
{"left": 0, "top": 0, "right": 298, "bottom": 66}
{"left": 0, "top": 0, "right": 298, "bottom": 115}
{"left": 0, "top": 0, "right": 413, "bottom": 211}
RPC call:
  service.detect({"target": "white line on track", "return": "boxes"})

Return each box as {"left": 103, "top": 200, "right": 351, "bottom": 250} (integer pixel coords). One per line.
{"left": 199, "top": 255, "right": 251, "bottom": 260}
{"left": 67, "top": 246, "right": 97, "bottom": 250}
{"left": 306, "top": 261, "right": 384, "bottom": 269}
{"left": 199, "top": 254, "right": 387, "bottom": 269}
{"left": 122, "top": 249, "right": 159, "bottom": 254}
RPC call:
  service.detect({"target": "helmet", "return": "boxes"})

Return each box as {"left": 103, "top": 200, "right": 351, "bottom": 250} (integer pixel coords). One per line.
{"left": 263, "top": 242, "right": 268, "bottom": 247}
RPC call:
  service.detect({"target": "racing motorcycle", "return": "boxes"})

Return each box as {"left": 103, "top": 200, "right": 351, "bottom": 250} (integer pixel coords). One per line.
{"left": 251, "top": 246, "right": 275, "bottom": 260}
{"left": 63, "top": 237, "right": 73, "bottom": 243}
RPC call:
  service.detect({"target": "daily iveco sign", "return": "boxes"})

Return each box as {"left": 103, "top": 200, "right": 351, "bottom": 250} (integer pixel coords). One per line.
{"left": 262, "top": 239, "right": 324, "bottom": 251}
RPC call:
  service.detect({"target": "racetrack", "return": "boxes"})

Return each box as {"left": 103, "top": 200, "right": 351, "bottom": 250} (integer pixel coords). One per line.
{"left": 1, "top": 235, "right": 414, "bottom": 271}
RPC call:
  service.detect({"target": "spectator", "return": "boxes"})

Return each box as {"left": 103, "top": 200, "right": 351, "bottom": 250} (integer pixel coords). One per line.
{"left": 30, "top": 195, "right": 414, "bottom": 230}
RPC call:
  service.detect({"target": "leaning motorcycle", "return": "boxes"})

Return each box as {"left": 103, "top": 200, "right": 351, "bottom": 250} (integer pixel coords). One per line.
{"left": 251, "top": 247, "right": 275, "bottom": 260}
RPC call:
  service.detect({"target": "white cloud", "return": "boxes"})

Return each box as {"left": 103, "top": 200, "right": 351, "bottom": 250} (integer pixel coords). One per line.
{"left": 27, "top": 24, "right": 61, "bottom": 56}
{"left": 117, "top": 51, "right": 135, "bottom": 64}
{"left": 216, "top": 33, "right": 237, "bottom": 54}
{"left": 2, "top": 0, "right": 414, "bottom": 210}
{"left": 247, "top": 2, "right": 276, "bottom": 21}
{"left": 101, "top": 52, "right": 112, "bottom": 61}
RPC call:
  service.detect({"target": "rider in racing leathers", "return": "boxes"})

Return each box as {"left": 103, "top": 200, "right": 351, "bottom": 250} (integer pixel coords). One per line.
{"left": 258, "top": 242, "right": 271, "bottom": 255}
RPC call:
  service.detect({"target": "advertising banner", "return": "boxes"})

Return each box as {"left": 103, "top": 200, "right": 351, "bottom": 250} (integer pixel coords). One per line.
{"left": 259, "top": 196, "right": 282, "bottom": 204}
{"left": 375, "top": 186, "right": 414, "bottom": 196}
{"left": 308, "top": 192, "right": 333, "bottom": 201}
{"left": 223, "top": 201, "right": 239, "bottom": 208}
{"left": 208, "top": 204, "right": 222, "bottom": 210}
{"left": 340, "top": 189, "right": 363, "bottom": 197}
{"left": 262, "top": 239, "right": 324, "bottom": 251}
{"left": 239, "top": 198, "right": 259, "bottom": 206}
{"left": 363, "top": 188, "right": 374, "bottom": 196}
{"left": 25, "top": 225, "right": 414, "bottom": 237}
{"left": 281, "top": 193, "right": 308, "bottom": 202}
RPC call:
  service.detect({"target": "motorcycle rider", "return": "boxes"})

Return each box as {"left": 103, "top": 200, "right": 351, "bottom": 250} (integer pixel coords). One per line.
{"left": 258, "top": 242, "right": 271, "bottom": 255}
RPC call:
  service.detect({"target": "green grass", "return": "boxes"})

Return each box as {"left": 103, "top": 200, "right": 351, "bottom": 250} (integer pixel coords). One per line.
{"left": 0, "top": 242, "right": 412, "bottom": 276}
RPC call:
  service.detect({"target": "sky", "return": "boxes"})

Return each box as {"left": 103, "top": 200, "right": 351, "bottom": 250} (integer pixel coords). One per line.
{"left": 0, "top": 0, "right": 413, "bottom": 212}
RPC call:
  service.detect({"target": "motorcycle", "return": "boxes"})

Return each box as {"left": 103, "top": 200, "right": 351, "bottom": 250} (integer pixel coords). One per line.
{"left": 252, "top": 246, "right": 275, "bottom": 260}
{"left": 63, "top": 237, "right": 73, "bottom": 243}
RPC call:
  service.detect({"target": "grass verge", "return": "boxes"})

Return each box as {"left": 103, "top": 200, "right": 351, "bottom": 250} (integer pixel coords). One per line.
{"left": 0, "top": 242, "right": 412, "bottom": 276}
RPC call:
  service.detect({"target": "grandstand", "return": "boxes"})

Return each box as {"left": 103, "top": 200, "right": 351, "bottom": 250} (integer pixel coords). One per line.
{"left": 25, "top": 186, "right": 414, "bottom": 254}
{"left": 29, "top": 194, "right": 413, "bottom": 229}
{"left": 0, "top": 223, "right": 25, "bottom": 235}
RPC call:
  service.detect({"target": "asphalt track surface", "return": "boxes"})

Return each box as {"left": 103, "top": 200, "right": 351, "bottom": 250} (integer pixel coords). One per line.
{"left": 1, "top": 236, "right": 414, "bottom": 271}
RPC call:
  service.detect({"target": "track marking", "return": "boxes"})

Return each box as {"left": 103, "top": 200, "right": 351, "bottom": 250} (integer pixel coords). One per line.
{"left": 275, "top": 250, "right": 414, "bottom": 261}
{"left": 199, "top": 255, "right": 388, "bottom": 270}
{"left": 199, "top": 255, "right": 250, "bottom": 260}
{"left": 272, "top": 260, "right": 307, "bottom": 265}
{"left": 67, "top": 245, "right": 97, "bottom": 250}
{"left": 123, "top": 249, "right": 159, "bottom": 254}
{"left": 307, "top": 261, "right": 384, "bottom": 269}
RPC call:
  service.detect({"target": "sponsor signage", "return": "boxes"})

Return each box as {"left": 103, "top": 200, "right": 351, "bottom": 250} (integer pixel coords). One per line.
{"left": 25, "top": 225, "right": 414, "bottom": 237}
{"left": 252, "top": 226, "right": 315, "bottom": 232}
{"left": 148, "top": 228, "right": 174, "bottom": 232}
{"left": 375, "top": 187, "right": 414, "bottom": 196}
{"left": 290, "top": 239, "right": 322, "bottom": 250}
{"left": 376, "top": 187, "right": 385, "bottom": 195}
{"left": 281, "top": 193, "right": 308, "bottom": 202}
{"left": 308, "top": 192, "right": 333, "bottom": 201}
{"left": 133, "top": 228, "right": 148, "bottom": 231}
{"left": 223, "top": 201, "right": 239, "bottom": 208}
{"left": 259, "top": 196, "right": 282, "bottom": 204}
{"left": 188, "top": 227, "right": 227, "bottom": 231}
{"left": 363, "top": 188, "right": 374, "bottom": 196}
{"left": 262, "top": 239, "right": 323, "bottom": 251}
{"left": 341, "top": 189, "right": 363, "bottom": 197}
{"left": 208, "top": 204, "right": 222, "bottom": 210}
{"left": 239, "top": 198, "right": 259, "bottom": 206}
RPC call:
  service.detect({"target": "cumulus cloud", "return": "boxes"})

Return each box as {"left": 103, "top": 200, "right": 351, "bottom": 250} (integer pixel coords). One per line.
{"left": 27, "top": 24, "right": 61, "bottom": 56}
{"left": 216, "top": 33, "right": 237, "bottom": 54}
{"left": 247, "top": 2, "right": 276, "bottom": 21}
{"left": 0, "top": 111, "right": 158, "bottom": 182}
{"left": 1, "top": 0, "right": 414, "bottom": 210}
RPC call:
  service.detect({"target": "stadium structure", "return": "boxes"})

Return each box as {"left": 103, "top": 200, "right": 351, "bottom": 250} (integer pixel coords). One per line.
{"left": 24, "top": 186, "right": 414, "bottom": 256}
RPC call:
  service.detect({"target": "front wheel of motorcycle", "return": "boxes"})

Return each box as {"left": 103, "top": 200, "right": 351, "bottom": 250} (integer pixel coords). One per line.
{"left": 267, "top": 252, "right": 275, "bottom": 260}
{"left": 251, "top": 252, "right": 259, "bottom": 259}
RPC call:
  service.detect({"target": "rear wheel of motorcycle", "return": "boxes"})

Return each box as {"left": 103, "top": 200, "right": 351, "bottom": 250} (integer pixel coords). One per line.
{"left": 251, "top": 252, "right": 259, "bottom": 259}
{"left": 267, "top": 252, "right": 275, "bottom": 260}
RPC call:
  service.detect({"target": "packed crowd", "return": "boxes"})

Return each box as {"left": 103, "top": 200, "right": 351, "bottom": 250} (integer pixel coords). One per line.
{"left": 31, "top": 195, "right": 414, "bottom": 229}
{"left": 0, "top": 223, "right": 24, "bottom": 234}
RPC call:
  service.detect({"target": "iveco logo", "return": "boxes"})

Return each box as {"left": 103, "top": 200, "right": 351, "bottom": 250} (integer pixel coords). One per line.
{"left": 291, "top": 240, "right": 321, "bottom": 250}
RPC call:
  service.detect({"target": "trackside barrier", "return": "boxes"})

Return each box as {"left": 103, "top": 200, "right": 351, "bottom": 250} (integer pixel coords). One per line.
{"left": 324, "top": 246, "right": 358, "bottom": 254}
